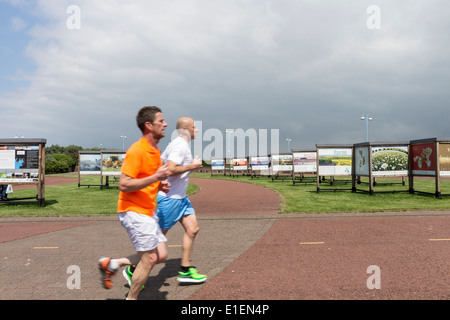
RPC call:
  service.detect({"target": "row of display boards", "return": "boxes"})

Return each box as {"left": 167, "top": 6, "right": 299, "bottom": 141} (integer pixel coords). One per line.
{"left": 211, "top": 138, "right": 450, "bottom": 198}
{"left": 0, "top": 142, "right": 126, "bottom": 206}
{"left": 1, "top": 137, "right": 448, "bottom": 207}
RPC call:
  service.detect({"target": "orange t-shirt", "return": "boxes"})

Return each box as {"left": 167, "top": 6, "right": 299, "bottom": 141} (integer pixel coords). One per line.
{"left": 117, "top": 137, "right": 161, "bottom": 216}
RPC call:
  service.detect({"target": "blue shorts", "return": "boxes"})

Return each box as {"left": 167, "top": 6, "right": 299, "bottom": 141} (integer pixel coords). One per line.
{"left": 156, "top": 194, "right": 195, "bottom": 230}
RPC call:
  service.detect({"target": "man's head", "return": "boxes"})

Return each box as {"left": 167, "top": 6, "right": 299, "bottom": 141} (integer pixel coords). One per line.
{"left": 136, "top": 106, "right": 167, "bottom": 140}
{"left": 176, "top": 117, "right": 198, "bottom": 141}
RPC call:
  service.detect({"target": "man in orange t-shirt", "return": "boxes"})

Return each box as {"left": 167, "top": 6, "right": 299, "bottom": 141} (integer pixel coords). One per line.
{"left": 117, "top": 136, "right": 165, "bottom": 216}
{"left": 98, "top": 106, "right": 170, "bottom": 300}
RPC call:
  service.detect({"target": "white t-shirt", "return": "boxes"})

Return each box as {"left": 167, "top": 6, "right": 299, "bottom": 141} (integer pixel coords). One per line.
{"left": 158, "top": 136, "right": 192, "bottom": 199}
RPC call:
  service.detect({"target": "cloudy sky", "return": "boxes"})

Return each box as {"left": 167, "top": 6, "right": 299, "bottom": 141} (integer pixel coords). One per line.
{"left": 0, "top": 0, "right": 449, "bottom": 158}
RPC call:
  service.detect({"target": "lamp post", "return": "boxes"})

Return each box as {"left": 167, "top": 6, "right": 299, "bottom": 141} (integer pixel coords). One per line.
{"left": 225, "top": 129, "right": 234, "bottom": 159}
{"left": 120, "top": 135, "right": 127, "bottom": 151}
{"left": 360, "top": 114, "right": 373, "bottom": 141}
{"left": 286, "top": 138, "right": 292, "bottom": 153}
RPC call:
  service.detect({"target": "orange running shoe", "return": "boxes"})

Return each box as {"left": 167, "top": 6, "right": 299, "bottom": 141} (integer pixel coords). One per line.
{"left": 98, "top": 257, "right": 116, "bottom": 289}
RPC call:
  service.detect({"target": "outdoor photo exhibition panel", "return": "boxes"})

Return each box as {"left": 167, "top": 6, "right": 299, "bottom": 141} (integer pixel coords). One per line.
{"left": 0, "top": 138, "right": 46, "bottom": 206}
{"left": 250, "top": 156, "right": 270, "bottom": 178}
{"left": 78, "top": 150, "right": 125, "bottom": 188}
{"left": 101, "top": 151, "right": 125, "bottom": 188}
{"left": 292, "top": 150, "right": 317, "bottom": 184}
{"left": 409, "top": 137, "right": 450, "bottom": 197}
{"left": 210, "top": 158, "right": 225, "bottom": 176}
{"left": 353, "top": 141, "right": 409, "bottom": 195}
{"left": 231, "top": 158, "right": 249, "bottom": 176}
{"left": 271, "top": 154, "right": 293, "bottom": 181}
{"left": 78, "top": 151, "right": 101, "bottom": 187}
{"left": 316, "top": 144, "right": 353, "bottom": 192}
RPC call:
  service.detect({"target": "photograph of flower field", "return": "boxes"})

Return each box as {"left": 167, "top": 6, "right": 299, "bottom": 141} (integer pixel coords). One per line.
{"left": 372, "top": 147, "right": 408, "bottom": 172}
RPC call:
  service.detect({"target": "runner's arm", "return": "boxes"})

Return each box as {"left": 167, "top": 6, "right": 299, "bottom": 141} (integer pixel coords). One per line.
{"left": 119, "top": 164, "right": 169, "bottom": 193}
{"left": 167, "top": 156, "right": 202, "bottom": 176}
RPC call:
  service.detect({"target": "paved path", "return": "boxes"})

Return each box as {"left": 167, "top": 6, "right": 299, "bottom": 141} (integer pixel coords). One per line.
{"left": 0, "top": 177, "right": 449, "bottom": 300}
{"left": 190, "top": 214, "right": 450, "bottom": 300}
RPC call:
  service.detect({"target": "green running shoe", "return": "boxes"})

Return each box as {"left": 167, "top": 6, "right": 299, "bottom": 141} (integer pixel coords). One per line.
{"left": 122, "top": 266, "right": 145, "bottom": 290}
{"left": 177, "top": 267, "right": 207, "bottom": 283}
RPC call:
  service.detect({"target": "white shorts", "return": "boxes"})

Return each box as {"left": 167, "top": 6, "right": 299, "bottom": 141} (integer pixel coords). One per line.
{"left": 118, "top": 211, "right": 167, "bottom": 252}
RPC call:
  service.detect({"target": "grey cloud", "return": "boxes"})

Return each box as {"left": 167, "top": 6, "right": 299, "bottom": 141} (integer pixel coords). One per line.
{"left": 0, "top": 0, "right": 448, "bottom": 154}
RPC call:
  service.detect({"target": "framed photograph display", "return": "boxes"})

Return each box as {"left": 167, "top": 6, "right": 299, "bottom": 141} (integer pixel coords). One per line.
{"left": 78, "top": 151, "right": 102, "bottom": 187}
{"left": 210, "top": 158, "right": 225, "bottom": 176}
{"left": 249, "top": 156, "right": 270, "bottom": 178}
{"left": 270, "top": 154, "right": 293, "bottom": 181}
{"left": 79, "top": 151, "right": 101, "bottom": 175}
{"left": 0, "top": 138, "right": 46, "bottom": 206}
{"left": 353, "top": 141, "right": 409, "bottom": 195}
{"left": 409, "top": 137, "right": 450, "bottom": 197}
{"left": 101, "top": 152, "right": 125, "bottom": 176}
{"left": 316, "top": 144, "right": 353, "bottom": 192}
{"left": 292, "top": 150, "right": 316, "bottom": 185}
{"left": 231, "top": 158, "right": 249, "bottom": 176}
{"left": 100, "top": 150, "right": 125, "bottom": 189}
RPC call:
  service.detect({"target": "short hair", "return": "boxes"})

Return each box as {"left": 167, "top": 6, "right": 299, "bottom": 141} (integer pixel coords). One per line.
{"left": 136, "top": 106, "right": 162, "bottom": 133}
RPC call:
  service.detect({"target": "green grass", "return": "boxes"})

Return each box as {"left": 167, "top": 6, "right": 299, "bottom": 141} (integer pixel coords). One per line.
{"left": 1, "top": 173, "right": 449, "bottom": 216}
{"left": 0, "top": 175, "right": 199, "bottom": 216}
{"left": 193, "top": 173, "right": 450, "bottom": 214}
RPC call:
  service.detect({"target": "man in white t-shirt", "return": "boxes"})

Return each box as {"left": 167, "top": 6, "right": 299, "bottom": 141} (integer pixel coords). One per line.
{"left": 159, "top": 117, "right": 207, "bottom": 283}
{"left": 123, "top": 117, "right": 206, "bottom": 284}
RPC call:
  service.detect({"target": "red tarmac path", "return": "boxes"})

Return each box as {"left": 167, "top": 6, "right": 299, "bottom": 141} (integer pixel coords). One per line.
{"left": 0, "top": 176, "right": 449, "bottom": 300}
